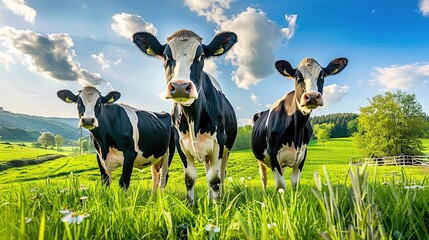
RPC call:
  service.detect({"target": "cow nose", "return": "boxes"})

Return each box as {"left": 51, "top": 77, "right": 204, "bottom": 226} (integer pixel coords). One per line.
{"left": 170, "top": 82, "right": 192, "bottom": 97}
{"left": 81, "top": 117, "right": 96, "bottom": 127}
{"left": 303, "top": 92, "right": 323, "bottom": 106}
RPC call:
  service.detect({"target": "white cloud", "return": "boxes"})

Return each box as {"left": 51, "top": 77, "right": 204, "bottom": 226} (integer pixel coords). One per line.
{"left": 2, "top": 0, "right": 36, "bottom": 23}
{"left": 184, "top": 2, "right": 298, "bottom": 89}
{"left": 281, "top": 14, "right": 297, "bottom": 40}
{"left": 371, "top": 63, "right": 429, "bottom": 90}
{"left": 237, "top": 118, "right": 253, "bottom": 126}
{"left": 184, "top": 0, "right": 234, "bottom": 25}
{"left": 419, "top": 0, "right": 429, "bottom": 16}
{"left": 219, "top": 8, "right": 294, "bottom": 89}
{"left": 91, "top": 52, "right": 110, "bottom": 69}
{"left": 250, "top": 92, "right": 258, "bottom": 103}
{"left": 323, "top": 84, "right": 349, "bottom": 106}
{"left": 0, "top": 51, "right": 15, "bottom": 69}
{"left": 114, "top": 59, "right": 122, "bottom": 65}
{"left": 111, "top": 13, "right": 157, "bottom": 40}
{"left": 0, "top": 26, "right": 107, "bottom": 86}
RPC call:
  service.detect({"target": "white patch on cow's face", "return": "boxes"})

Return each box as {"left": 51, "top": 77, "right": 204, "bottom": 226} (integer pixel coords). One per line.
{"left": 298, "top": 65, "right": 322, "bottom": 94}
{"left": 79, "top": 87, "right": 101, "bottom": 128}
{"left": 295, "top": 58, "right": 324, "bottom": 114}
{"left": 169, "top": 37, "right": 201, "bottom": 82}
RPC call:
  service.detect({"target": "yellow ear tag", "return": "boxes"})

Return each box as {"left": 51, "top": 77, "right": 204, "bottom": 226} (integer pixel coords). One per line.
{"left": 213, "top": 47, "right": 224, "bottom": 56}
{"left": 146, "top": 47, "right": 156, "bottom": 56}
{"left": 107, "top": 97, "right": 115, "bottom": 103}
{"left": 331, "top": 68, "right": 339, "bottom": 74}
{"left": 284, "top": 69, "right": 289, "bottom": 76}
{"left": 65, "top": 97, "right": 74, "bottom": 103}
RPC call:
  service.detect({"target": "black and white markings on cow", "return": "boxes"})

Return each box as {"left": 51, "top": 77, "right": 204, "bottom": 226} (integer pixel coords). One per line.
{"left": 251, "top": 57, "right": 348, "bottom": 191}
{"left": 133, "top": 29, "right": 238, "bottom": 204}
{"left": 57, "top": 86, "right": 174, "bottom": 191}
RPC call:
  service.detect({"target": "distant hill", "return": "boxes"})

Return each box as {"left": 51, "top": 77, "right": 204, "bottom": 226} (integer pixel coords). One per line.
{"left": 0, "top": 109, "right": 83, "bottom": 141}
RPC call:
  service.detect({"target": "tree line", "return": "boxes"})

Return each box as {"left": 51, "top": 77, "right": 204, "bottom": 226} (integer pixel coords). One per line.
{"left": 310, "top": 113, "right": 358, "bottom": 138}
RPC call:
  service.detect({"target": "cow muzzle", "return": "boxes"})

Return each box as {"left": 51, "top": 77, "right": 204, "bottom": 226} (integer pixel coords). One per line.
{"left": 165, "top": 80, "right": 198, "bottom": 104}
{"left": 79, "top": 117, "right": 98, "bottom": 130}
{"left": 300, "top": 91, "right": 324, "bottom": 109}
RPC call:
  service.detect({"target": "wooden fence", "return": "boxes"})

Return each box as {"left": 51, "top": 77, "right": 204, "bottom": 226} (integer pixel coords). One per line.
{"left": 350, "top": 155, "right": 429, "bottom": 166}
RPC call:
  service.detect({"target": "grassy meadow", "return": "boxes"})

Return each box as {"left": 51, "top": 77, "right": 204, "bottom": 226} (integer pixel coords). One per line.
{"left": 1, "top": 138, "right": 429, "bottom": 239}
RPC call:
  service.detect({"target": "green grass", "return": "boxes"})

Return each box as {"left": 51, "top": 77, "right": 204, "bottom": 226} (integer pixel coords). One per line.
{"left": 422, "top": 138, "right": 429, "bottom": 154}
{"left": 0, "top": 138, "right": 429, "bottom": 239}
{"left": 0, "top": 142, "right": 73, "bottom": 162}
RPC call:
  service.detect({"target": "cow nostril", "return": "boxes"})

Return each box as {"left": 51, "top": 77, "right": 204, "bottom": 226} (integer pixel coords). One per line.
{"left": 170, "top": 85, "right": 176, "bottom": 92}
{"left": 185, "top": 84, "right": 192, "bottom": 92}
{"left": 91, "top": 119, "right": 95, "bottom": 123}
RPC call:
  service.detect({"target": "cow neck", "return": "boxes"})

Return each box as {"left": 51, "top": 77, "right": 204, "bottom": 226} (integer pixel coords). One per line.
{"left": 179, "top": 91, "right": 205, "bottom": 138}
{"left": 88, "top": 107, "right": 107, "bottom": 144}
{"left": 291, "top": 93, "right": 311, "bottom": 146}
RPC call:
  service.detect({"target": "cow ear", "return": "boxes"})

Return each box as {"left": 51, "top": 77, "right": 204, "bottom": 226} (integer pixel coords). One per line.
{"left": 323, "top": 57, "right": 348, "bottom": 76}
{"left": 133, "top": 32, "right": 165, "bottom": 57}
{"left": 57, "top": 90, "right": 78, "bottom": 103}
{"left": 275, "top": 60, "right": 296, "bottom": 78}
{"left": 203, "top": 32, "right": 237, "bottom": 57}
{"left": 102, "top": 91, "right": 121, "bottom": 104}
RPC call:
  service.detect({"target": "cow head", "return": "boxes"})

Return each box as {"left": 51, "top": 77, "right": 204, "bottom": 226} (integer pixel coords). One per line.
{"left": 57, "top": 86, "right": 121, "bottom": 130}
{"left": 275, "top": 57, "right": 348, "bottom": 115}
{"left": 133, "top": 29, "right": 237, "bottom": 106}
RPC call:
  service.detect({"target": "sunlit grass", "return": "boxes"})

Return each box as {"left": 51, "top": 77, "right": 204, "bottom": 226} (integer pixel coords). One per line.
{"left": 0, "top": 141, "right": 73, "bottom": 162}
{"left": 1, "top": 166, "right": 428, "bottom": 239}
{"left": 1, "top": 138, "right": 429, "bottom": 238}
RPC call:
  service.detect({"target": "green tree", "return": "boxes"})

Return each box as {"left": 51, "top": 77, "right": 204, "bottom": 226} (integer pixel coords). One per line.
{"left": 347, "top": 119, "right": 358, "bottom": 135}
{"left": 55, "top": 135, "right": 64, "bottom": 150}
{"left": 38, "top": 132, "right": 56, "bottom": 149}
{"left": 233, "top": 125, "right": 252, "bottom": 150}
{"left": 81, "top": 139, "right": 89, "bottom": 153}
{"left": 353, "top": 91, "right": 428, "bottom": 157}
{"left": 313, "top": 122, "right": 335, "bottom": 146}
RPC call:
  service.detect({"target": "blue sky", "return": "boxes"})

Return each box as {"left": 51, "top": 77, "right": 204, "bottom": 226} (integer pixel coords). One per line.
{"left": 1, "top": 0, "right": 429, "bottom": 126}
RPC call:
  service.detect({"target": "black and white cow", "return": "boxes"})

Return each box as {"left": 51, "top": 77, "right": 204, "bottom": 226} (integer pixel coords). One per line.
{"left": 57, "top": 86, "right": 174, "bottom": 191}
{"left": 133, "top": 29, "right": 237, "bottom": 203}
{"left": 251, "top": 57, "right": 348, "bottom": 190}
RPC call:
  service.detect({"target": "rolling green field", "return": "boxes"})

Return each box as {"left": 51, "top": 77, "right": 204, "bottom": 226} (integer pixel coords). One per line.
{"left": 0, "top": 142, "right": 71, "bottom": 162}
{"left": 1, "top": 138, "right": 429, "bottom": 239}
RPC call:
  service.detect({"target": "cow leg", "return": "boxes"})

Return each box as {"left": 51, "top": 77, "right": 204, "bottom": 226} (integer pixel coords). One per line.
{"left": 291, "top": 167, "right": 301, "bottom": 190}
{"left": 96, "top": 154, "right": 111, "bottom": 186}
{"left": 258, "top": 161, "right": 267, "bottom": 190}
{"left": 177, "top": 145, "right": 196, "bottom": 205}
{"left": 268, "top": 149, "right": 286, "bottom": 191}
{"left": 184, "top": 159, "right": 197, "bottom": 205}
{"left": 205, "top": 144, "right": 222, "bottom": 201}
{"left": 291, "top": 154, "right": 306, "bottom": 190}
{"left": 220, "top": 148, "right": 230, "bottom": 183}
{"left": 151, "top": 161, "right": 162, "bottom": 193}
{"left": 119, "top": 150, "right": 137, "bottom": 189}
{"left": 159, "top": 152, "right": 169, "bottom": 189}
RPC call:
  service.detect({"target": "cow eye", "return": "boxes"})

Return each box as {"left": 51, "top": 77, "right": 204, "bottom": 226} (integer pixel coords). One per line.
{"left": 195, "top": 54, "right": 205, "bottom": 62}
{"left": 163, "top": 55, "right": 169, "bottom": 61}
